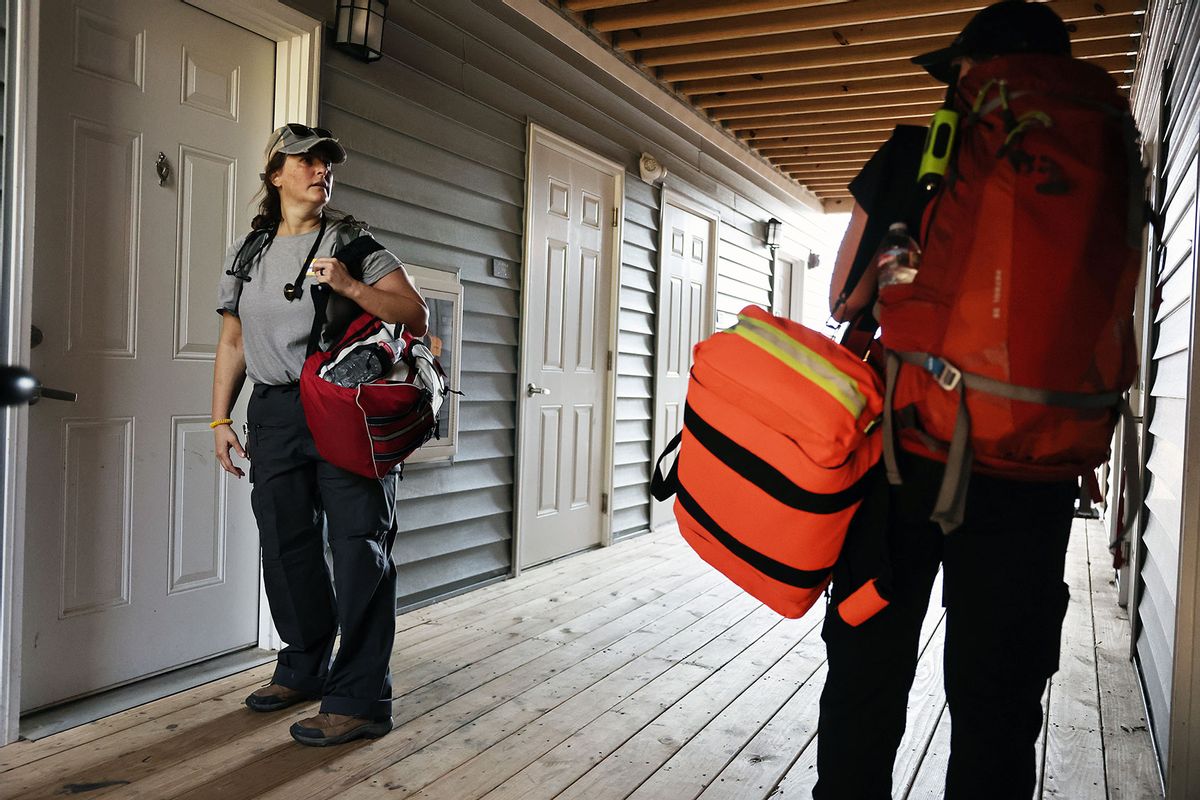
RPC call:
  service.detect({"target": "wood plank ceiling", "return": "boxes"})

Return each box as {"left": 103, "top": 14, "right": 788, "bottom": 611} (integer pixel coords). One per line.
{"left": 558, "top": 0, "right": 1146, "bottom": 213}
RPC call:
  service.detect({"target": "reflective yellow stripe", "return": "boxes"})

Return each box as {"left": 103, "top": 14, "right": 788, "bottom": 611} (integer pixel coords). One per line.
{"left": 731, "top": 315, "right": 866, "bottom": 418}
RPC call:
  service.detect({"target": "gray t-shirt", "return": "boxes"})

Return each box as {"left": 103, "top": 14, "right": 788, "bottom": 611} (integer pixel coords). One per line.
{"left": 217, "top": 222, "right": 404, "bottom": 385}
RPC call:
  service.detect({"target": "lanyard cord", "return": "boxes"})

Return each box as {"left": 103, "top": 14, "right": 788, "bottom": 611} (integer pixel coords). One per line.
{"left": 284, "top": 214, "right": 329, "bottom": 302}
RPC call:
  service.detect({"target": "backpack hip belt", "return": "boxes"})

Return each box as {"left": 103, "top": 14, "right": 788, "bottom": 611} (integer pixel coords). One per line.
{"left": 883, "top": 350, "right": 1138, "bottom": 536}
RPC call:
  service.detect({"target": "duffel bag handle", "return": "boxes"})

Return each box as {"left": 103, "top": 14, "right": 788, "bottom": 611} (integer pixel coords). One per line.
{"left": 650, "top": 430, "right": 683, "bottom": 502}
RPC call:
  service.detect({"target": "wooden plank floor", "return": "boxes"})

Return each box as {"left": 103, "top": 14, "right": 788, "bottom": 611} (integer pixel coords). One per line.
{"left": 0, "top": 519, "right": 1160, "bottom": 799}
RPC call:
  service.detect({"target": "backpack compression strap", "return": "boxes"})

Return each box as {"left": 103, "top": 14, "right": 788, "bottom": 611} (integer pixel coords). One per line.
{"left": 884, "top": 350, "right": 1128, "bottom": 534}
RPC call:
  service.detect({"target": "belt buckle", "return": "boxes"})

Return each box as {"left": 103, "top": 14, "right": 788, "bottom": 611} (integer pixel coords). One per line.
{"left": 925, "top": 357, "right": 963, "bottom": 392}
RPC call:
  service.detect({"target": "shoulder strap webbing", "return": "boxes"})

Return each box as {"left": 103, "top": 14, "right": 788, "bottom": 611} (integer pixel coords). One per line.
{"left": 305, "top": 229, "right": 388, "bottom": 356}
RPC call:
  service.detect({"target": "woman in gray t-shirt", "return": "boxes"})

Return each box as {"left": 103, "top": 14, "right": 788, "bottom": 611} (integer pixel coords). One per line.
{"left": 211, "top": 124, "right": 427, "bottom": 747}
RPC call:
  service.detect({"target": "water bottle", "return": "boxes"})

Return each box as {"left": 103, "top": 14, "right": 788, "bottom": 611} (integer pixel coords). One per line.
{"left": 324, "top": 342, "right": 395, "bottom": 388}
{"left": 875, "top": 222, "right": 921, "bottom": 288}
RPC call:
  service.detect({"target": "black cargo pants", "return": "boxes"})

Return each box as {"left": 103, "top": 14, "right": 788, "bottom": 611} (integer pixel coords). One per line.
{"left": 247, "top": 383, "right": 398, "bottom": 721}
{"left": 814, "top": 453, "right": 1076, "bottom": 800}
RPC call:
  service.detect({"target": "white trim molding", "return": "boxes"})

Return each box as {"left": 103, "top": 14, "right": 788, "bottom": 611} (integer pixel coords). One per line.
{"left": 183, "top": 0, "right": 324, "bottom": 651}
{"left": 0, "top": 0, "right": 39, "bottom": 747}
{"left": 183, "top": 0, "right": 323, "bottom": 127}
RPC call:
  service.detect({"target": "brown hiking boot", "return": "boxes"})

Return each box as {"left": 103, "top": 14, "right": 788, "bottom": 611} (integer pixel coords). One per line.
{"left": 289, "top": 712, "right": 393, "bottom": 747}
{"left": 244, "top": 682, "right": 317, "bottom": 713}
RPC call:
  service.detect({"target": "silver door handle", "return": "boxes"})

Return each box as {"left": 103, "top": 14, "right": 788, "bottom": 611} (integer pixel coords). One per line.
{"left": 526, "top": 383, "right": 550, "bottom": 397}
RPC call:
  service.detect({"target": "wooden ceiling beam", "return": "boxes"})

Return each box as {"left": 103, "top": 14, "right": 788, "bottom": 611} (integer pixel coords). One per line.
{"left": 638, "top": 9, "right": 1132, "bottom": 68}
{"left": 591, "top": 0, "right": 842, "bottom": 32}
{"left": 788, "top": 169, "right": 865, "bottom": 181}
{"left": 693, "top": 54, "right": 1135, "bottom": 107}
{"left": 680, "top": 61, "right": 927, "bottom": 96}
{"left": 795, "top": 183, "right": 855, "bottom": 193}
{"left": 679, "top": 49, "right": 1133, "bottom": 95}
{"left": 712, "top": 86, "right": 947, "bottom": 121}
{"left": 790, "top": 162, "right": 864, "bottom": 173}
{"left": 696, "top": 74, "right": 941, "bottom": 109}
{"left": 621, "top": 0, "right": 979, "bottom": 49}
{"left": 770, "top": 155, "right": 874, "bottom": 169}
{"left": 618, "top": 0, "right": 1143, "bottom": 52}
{"left": 796, "top": 178, "right": 854, "bottom": 189}
{"left": 792, "top": 176, "right": 864, "bottom": 187}
{"left": 728, "top": 100, "right": 943, "bottom": 132}
{"left": 659, "top": 34, "right": 952, "bottom": 83}
{"left": 822, "top": 197, "right": 856, "bottom": 212}
{"left": 744, "top": 118, "right": 919, "bottom": 143}
{"left": 563, "top": 0, "right": 651, "bottom": 11}
{"left": 659, "top": 30, "right": 1141, "bottom": 82}
{"left": 635, "top": 5, "right": 1140, "bottom": 67}
{"left": 760, "top": 143, "right": 885, "bottom": 159}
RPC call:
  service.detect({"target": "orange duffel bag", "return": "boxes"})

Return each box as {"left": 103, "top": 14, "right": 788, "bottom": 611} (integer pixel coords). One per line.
{"left": 651, "top": 305, "right": 888, "bottom": 625}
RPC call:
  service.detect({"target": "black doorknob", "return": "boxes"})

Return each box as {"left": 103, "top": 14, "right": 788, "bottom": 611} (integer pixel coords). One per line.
{"left": 0, "top": 366, "right": 78, "bottom": 406}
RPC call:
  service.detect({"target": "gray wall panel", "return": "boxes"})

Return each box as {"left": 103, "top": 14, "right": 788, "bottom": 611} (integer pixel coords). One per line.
{"left": 316, "top": 0, "right": 827, "bottom": 602}
{"left": 321, "top": 48, "right": 523, "bottom": 606}
{"left": 1131, "top": 0, "right": 1200, "bottom": 772}
{"left": 613, "top": 180, "right": 659, "bottom": 540}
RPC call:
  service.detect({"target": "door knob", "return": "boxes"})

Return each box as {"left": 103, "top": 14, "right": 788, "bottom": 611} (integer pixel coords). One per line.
{"left": 526, "top": 383, "right": 550, "bottom": 397}
{"left": 0, "top": 366, "right": 77, "bottom": 406}
{"left": 30, "top": 324, "right": 43, "bottom": 349}
{"left": 156, "top": 152, "right": 171, "bottom": 186}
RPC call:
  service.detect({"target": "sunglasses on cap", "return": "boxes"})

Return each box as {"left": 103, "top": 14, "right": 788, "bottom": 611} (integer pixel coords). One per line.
{"left": 266, "top": 123, "right": 347, "bottom": 164}
{"left": 266, "top": 124, "right": 333, "bottom": 152}
{"left": 283, "top": 123, "right": 333, "bottom": 140}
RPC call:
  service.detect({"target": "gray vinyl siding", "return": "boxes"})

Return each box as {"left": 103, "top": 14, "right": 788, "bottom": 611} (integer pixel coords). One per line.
{"left": 311, "top": 0, "right": 826, "bottom": 605}
{"left": 1131, "top": 0, "right": 1200, "bottom": 766}
{"left": 319, "top": 49, "right": 524, "bottom": 607}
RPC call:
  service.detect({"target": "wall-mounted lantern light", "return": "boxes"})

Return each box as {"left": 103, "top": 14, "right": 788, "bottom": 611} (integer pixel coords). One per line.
{"left": 333, "top": 0, "right": 389, "bottom": 63}
{"left": 765, "top": 218, "right": 782, "bottom": 253}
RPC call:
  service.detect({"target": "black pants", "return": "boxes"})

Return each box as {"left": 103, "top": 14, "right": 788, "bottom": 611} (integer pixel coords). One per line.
{"left": 814, "top": 454, "right": 1076, "bottom": 799}
{"left": 247, "top": 384, "right": 398, "bottom": 721}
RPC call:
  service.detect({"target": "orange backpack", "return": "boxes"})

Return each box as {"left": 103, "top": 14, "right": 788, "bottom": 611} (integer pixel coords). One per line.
{"left": 877, "top": 54, "right": 1146, "bottom": 533}
{"left": 651, "top": 306, "right": 887, "bottom": 625}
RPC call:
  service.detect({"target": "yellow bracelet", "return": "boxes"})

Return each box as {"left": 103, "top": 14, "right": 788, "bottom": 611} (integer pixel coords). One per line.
{"left": 210, "top": 418, "right": 234, "bottom": 429}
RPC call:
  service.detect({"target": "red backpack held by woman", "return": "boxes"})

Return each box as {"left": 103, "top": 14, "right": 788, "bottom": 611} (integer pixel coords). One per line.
{"left": 299, "top": 233, "right": 449, "bottom": 479}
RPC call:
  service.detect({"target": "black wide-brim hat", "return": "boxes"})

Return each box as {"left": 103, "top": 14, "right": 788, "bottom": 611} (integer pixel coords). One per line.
{"left": 913, "top": 0, "right": 1072, "bottom": 83}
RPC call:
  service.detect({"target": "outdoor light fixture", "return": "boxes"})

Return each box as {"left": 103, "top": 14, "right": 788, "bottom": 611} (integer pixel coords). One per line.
{"left": 765, "top": 218, "right": 782, "bottom": 253}
{"left": 333, "top": 0, "right": 389, "bottom": 63}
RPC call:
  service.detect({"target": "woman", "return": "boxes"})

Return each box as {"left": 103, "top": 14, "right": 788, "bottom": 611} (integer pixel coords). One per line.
{"left": 211, "top": 123, "right": 428, "bottom": 747}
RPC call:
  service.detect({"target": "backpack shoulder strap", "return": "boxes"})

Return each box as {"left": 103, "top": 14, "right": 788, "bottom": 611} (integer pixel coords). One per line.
{"left": 332, "top": 225, "right": 386, "bottom": 280}
{"left": 307, "top": 225, "right": 389, "bottom": 356}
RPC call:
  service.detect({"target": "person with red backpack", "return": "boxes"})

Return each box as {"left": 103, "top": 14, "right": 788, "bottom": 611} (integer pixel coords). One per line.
{"left": 815, "top": 2, "right": 1145, "bottom": 797}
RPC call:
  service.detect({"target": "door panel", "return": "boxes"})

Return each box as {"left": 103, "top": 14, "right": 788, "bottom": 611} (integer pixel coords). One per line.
{"left": 519, "top": 130, "right": 617, "bottom": 568}
{"left": 650, "top": 199, "right": 716, "bottom": 530}
{"left": 22, "top": 0, "right": 274, "bottom": 711}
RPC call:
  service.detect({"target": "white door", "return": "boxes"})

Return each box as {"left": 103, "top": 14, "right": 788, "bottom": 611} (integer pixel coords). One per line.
{"left": 772, "top": 251, "right": 806, "bottom": 323}
{"left": 22, "top": 0, "right": 274, "bottom": 711}
{"left": 649, "top": 197, "right": 716, "bottom": 530}
{"left": 517, "top": 128, "right": 619, "bottom": 568}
